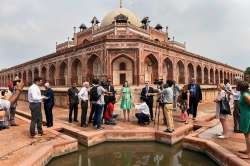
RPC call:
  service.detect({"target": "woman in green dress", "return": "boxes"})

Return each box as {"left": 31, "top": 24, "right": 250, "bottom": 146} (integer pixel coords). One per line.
{"left": 238, "top": 81, "right": 250, "bottom": 159}
{"left": 120, "top": 81, "right": 132, "bottom": 122}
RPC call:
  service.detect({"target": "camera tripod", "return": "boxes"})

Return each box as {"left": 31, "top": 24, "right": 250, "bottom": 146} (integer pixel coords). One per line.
{"left": 153, "top": 102, "right": 166, "bottom": 130}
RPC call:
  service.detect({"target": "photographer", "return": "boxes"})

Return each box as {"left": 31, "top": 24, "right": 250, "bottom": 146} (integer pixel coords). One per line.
{"left": 9, "top": 76, "right": 21, "bottom": 126}
{"left": 0, "top": 80, "right": 25, "bottom": 129}
{"left": 158, "top": 80, "right": 174, "bottom": 133}
{"left": 154, "top": 79, "right": 167, "bottom": 125}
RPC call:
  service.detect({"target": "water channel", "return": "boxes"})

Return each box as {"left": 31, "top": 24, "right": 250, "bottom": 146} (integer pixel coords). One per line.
{"left": 48, "top": 142, "right": 217, "bottom": 166}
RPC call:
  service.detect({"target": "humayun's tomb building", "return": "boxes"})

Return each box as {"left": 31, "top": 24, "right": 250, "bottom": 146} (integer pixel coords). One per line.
{"left": 0, "top": 5, "right": 244, "bottom": 87}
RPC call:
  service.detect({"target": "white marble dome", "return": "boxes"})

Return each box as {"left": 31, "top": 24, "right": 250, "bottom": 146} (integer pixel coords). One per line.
{"left": 101, "top": 8, "right": 141, "bottom": 27}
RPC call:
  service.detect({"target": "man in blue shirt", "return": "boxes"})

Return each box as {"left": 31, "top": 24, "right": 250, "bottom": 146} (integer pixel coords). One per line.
{"left": 188, "top": 78, "right": 202, "bottom": 120}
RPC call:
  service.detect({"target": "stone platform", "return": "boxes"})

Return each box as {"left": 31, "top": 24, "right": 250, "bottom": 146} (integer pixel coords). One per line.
{"left": 6, "top": 100, "right": 250, "bottom": 166}
{"left": 15, "top": 101, "right": 216, "bottom": 147}
{"left": 183, "top": 117, "right": 250, "bottom": 166}
{"left": 0, "top": 116, "right": 78, "bottom": 166}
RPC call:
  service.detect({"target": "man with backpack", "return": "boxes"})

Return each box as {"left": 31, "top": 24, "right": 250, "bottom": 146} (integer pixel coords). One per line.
{"left": 90, "top": 79, "right": 107, "bottom": 130}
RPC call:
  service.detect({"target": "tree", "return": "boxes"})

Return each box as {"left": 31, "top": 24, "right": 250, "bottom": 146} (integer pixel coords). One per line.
{"left": 245, "top": 67, "right": 250, "bottom": 75}
{"left": 245, "top": 67, "right": 250, "bottom": 83}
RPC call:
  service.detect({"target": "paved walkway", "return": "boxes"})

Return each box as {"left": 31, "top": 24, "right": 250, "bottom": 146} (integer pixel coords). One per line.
{"left": 199, "top": 117, "right": 250, "bottom": 164}
{"left": 0, "top": 116, "right": 77, "bottom": 166}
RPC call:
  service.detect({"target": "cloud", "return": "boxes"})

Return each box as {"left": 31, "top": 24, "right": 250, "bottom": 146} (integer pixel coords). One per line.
{"left": 0, "top": 0, "right": 249, "bottom": 70}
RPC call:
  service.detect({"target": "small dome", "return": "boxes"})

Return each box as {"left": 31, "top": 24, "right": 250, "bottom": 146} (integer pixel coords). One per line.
{"left": 101, "top": 8, "right": 141, "bottom": 27}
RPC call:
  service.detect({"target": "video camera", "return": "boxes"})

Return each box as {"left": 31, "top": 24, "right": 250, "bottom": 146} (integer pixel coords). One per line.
{"left": 153, "top": 79, "right": 164, "bottom": 86}
{"left": 13, "top": 79, "right": 21, "bottom": 87}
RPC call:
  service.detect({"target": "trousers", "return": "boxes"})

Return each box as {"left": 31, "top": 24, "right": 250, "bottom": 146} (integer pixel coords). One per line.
{"left": 163, "top": 104, "right": 174, "bottom": 131}
{"left": 29, "top": 102, "right": 43, "bottom": 135}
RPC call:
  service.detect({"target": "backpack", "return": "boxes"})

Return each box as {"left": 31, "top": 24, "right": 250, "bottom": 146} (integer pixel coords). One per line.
{"left": 90, "top": 86, "right": 101, "bottom": 102}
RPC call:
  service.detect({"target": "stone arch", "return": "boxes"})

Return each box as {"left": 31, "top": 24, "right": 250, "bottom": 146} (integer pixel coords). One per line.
{"left": 220, "top": 70, "right": 223, "bottom": 83}
{"left": 210, "top": 68, "right": 214, "bottom": 84}
{"left": 177, "top": 60, "right": 185, "bottom": 84}
{"left": 215, "top": 69, "right": 220, "bottom": 85}
{"left": 224, "top": 71, "right": 227, "bottom": 82}
{"left": 87, "top": 55, "right": 102, "bottom": 83}
{"left": 204, "top": 67, "right": 209, "bottom": 84}
{"left": 23, "top": 71, "right": 27, "bottom": 85}
{"left": 144, "top": 54, "right": 158, "bottom": 84}
{"left": 28, "top": 70, "right": 32, "bottom": 85}
{"left": 71, "top": 58, "right": 82, "bottom": 85}
{"left": 18, "top": 72, "right": 22, "bottom": 79}
{"left": 196, "top": 65, "right": 202, "bottom": 84}
{"left": 187, "top": 63, "right": 194, "bottom": 83}
{"left": 59, "top": 62, "right": 68, "bottom": 86}
{"left": 41, "top": 67, "right": 47, "bottom": 82}
{"left": 49, "top": 65, "right": 56, "bottom": 86}
{"left": 162, "top": 58, "right": 173, "bottom": 82}
{"left": 34, "top": 68, "right": 39, "bottom": 79}
{"left": 230, "top": 73, "right": 233, "bottom": 84}
{"left": 112, "top": 55, "right": 134, "bottom": 86}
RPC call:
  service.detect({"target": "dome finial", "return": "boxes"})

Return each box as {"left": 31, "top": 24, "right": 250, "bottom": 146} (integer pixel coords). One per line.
{"left": 120, "top": 0, "right": 123, "bottom": 8}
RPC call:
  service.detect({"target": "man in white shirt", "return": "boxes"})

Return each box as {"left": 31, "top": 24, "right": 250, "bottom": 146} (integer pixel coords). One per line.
{"left": 28, "top": 77, "right": 46, "bottom": 137}
{"left": 78, "top": 82, "right": 89, "bottom": 128}
{"left": 135, "top": 97, "right": 150, "bottom": 125}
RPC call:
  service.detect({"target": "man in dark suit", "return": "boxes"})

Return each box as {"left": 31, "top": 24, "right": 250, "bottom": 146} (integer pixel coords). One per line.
{"left": 44, "top": 82, "right": 54, "bottom": 127}
{"left": 67, "top": 83, "right": 79, "bottom": 123}
{"left": 141, "top": 81, "right": 155, "bottom": 121}
{"left": 188, "top": 78, "right": 202, "bottom": 120}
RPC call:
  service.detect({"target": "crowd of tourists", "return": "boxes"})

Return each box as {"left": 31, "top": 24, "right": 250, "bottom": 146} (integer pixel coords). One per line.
{"left": 1, "top": 76, "right": 250, "bottom": 158}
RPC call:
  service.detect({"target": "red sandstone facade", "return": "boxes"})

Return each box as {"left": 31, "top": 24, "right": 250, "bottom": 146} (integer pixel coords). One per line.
{"left": 0, "top": 7, "right": 244, "bottom": 87}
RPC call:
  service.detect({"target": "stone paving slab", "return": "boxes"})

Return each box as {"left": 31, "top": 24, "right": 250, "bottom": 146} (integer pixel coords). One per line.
{"left": 0, "top": 116, "right": 78, "bottom": 166}
{"left": 15, "top": 101, "right": 216, "bottom": 147}
{"left": 183, "top": 116, "right": 250, "bottom": 166}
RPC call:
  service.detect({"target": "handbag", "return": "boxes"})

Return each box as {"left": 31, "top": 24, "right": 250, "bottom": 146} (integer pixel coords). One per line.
{"left": 219, "top": 94, "right": 231, "bottom": 115}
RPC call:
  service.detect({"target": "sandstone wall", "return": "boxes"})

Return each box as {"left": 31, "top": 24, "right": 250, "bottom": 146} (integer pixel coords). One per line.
{"left": 18, "top": 85, "right": 219, "bottom": 108}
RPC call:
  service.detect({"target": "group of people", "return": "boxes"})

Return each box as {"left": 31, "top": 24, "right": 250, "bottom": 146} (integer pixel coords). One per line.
{"left": 0, "top": 76, "right": 203, "bottom": 135}
{"left": 67, "top": 78, "right": 117, "bottom": 130}
{"left": 212, "top": 79, "right": 250, "bottom": 159}
{"left": 1, "top": 75, "right": 250, "bottom": 159}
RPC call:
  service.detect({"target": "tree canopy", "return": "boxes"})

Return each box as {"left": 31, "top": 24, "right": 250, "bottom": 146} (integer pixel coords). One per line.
{"left": 245, "top": 67, "right": 250, "bottom": 75}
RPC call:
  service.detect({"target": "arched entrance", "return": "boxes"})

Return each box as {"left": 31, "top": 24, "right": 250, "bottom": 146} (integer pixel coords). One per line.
{"left": 220, "top": 71, "right": 223, "bottom": 83}
{"left": 49, "top": 65, "right": 56, "bottom": 86}
{"left": 163, "top": 58, "right": 173, "bottom": 82}
{"left": 87, "top": 55, "right": 102, "bottom": 83}
{"left": 41, "top": 67, "right": 47, "bottom": 82}
{"left": 59, "top": 62, "right": 68, "bottom": 86}
{"left": 188, "top": 63, "right": 194, "bottom": 83}
{"left": 23, "top": 71, "right": 27, "bottom": 85}
{"left": 215, "top": 70, "right": 219, "bottom": 84}
{"left": 112, "top": 56, "right": 134, "bottom": 86}
{"left": 71, "top": 59, "right": 82, "bottom": 85}
{"left": 28, "top": 70, "right": 32, "bottom": 85}
{"left": 204, "top": 67, "right": 209, "bottom": 84}
{"left": 144, "top": 54, "right": 158, "bottom": 84}
{"left": 18, "top": 72, "right": 22, "bottom": 79}
{"left": 210, "top": 69, "right": 214, "bottom": 84}
{"left": 196, "top": 65, "right": 202, "bottom": 84}
{"left": 177, "top": 61, "right": 185, "bottom": 84}
{"left": 34, "top": 68, "right": 39, "bottom": 79}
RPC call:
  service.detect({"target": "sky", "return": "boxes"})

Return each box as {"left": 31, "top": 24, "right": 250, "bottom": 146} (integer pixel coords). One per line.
{"left": 0, "top": 0, "right": 249, "bottom": 70}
